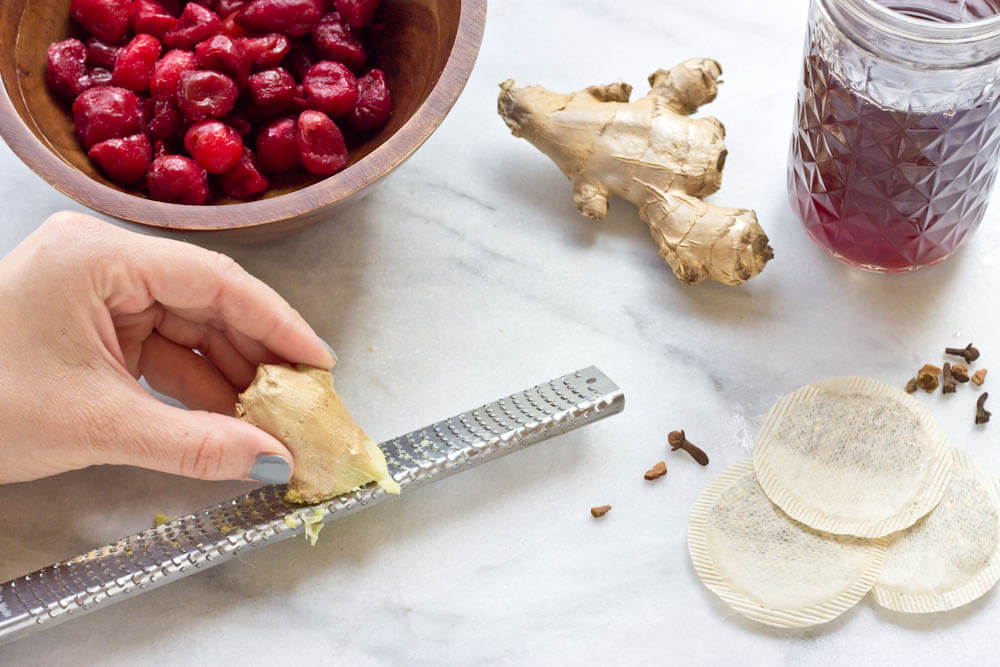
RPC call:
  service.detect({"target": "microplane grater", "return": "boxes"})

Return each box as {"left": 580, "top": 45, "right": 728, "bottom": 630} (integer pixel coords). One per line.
{"left": 0, "top": 366, "right": 624, "bottom": 645}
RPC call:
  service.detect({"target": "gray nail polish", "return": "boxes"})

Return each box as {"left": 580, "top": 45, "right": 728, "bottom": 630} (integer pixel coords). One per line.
{"left": 320, "top": 338, "right": 338, "bottom": 363}
{"left": 249, "top": 455, "right": 291, "bottom": 484}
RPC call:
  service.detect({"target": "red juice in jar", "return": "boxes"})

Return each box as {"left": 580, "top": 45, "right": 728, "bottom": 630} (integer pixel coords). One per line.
{"left": 788, "top": 0, "right": 1000, "bottom": 271}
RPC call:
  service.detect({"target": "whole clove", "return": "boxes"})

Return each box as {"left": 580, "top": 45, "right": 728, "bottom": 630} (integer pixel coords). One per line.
{"left": 973, "top": 369, "right": 988, "bottom": 386}
{"left": 917, "top": 364, "right": 942, "bottom": 392}
{"left": 942, "top": 363, "right": 957, "bottom": 394}
{"left": 668, "top": 430, "right": 709, "bottom": 466}
{"left": 644, "top": 461, "right": 667, "bottom": 480}
{"left": 952, "top": 364, "right": 970, "bottom": 383}
{"left": 976, "top": 393, "right": 991, "bottom": 425}
{"left": 945, "top": 343, "right": 980, "bottom": 363}
{"left": 591, "top": 504, "right": 611, "bottom": 518}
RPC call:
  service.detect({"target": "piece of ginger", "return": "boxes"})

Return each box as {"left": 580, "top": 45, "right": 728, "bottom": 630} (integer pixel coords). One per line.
{"left": 498, "top": 59, "right": 773, "bottom": 286}
{"left": 236, "top": 364, "right": 400, "bottom": 504}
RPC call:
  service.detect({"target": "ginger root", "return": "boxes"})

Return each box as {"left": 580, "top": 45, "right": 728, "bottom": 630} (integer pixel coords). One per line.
{"left": 236, "top": 364, "right": 400, "bottom": 504}
{"left": 498, "top": 59, "right": 773, "bottom": 286}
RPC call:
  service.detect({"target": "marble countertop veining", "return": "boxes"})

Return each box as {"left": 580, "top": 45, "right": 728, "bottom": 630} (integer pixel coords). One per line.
{"left": 3, "top": 0, "right": 1000, "bottom": 664}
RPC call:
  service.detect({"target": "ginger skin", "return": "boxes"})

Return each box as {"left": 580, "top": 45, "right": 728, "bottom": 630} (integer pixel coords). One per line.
{"left": 498, "top": 59, "right": 773, "bottom": 286}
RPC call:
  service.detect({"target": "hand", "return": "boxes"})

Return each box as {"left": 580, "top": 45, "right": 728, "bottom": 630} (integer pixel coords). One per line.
{"left": 0, "top": 211, "right": 335, "bottom": 485}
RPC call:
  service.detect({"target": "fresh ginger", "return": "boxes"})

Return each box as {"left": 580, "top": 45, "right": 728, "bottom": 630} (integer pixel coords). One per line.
{"left": 236, "top": 364, "right": 400, "bottom": 504}
{"left": 498, "top": 59, "right": 773, "bottom": 286}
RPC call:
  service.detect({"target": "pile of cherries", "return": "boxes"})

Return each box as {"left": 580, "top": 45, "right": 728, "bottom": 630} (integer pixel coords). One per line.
{"left": 47, "top": 0, "right": 391, "bottom": 204}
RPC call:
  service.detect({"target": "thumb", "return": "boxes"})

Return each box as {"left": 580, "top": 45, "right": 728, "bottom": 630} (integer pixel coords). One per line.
{"left": 105, "top": 390, "right": 294, "bottom": 483}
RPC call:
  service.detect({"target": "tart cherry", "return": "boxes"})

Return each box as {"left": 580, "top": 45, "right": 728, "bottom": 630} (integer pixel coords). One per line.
{"left": 296, "top": 110, "right": 347, "bottom": 176}
{"left": 73, "top": 86, "right": 143, "bottom": 149}
{"left": 350, "top": 68, "right": 390, "bottom": 131}
{"left": 236, "top": 0, "right": 325, "bottom": 37}
{"left": 111, "top": 34, "right": 162, "bottom": 92}
{"left": 219, "top": 148, "right": 270, "bottom": 198}
{"left": 88, "top": 134, "right": 153, "bottom": 185}
{"left": 70, "top": 0, "right": 133, "bottom": 45}
{"left": 150, "top": 49, "right": 198, "bottom": 102}
{"left": 184, "top": 120, "right": 245, "bottom": 173}
{"left": 334, "top": 0, "right": 380, "bottom": 28}
{"left": 311, "top": 12, "right": 366, "bottom": 71}
{"left": 177, "top": 70, "right": 238, "bottom": 120}
{"left": 164, "top": 3, "right": 222, "bottom": 50}
{"left": 255, "top": 116, "right": 300, "bottom": 173}
{"left": 299, "top": 61, "right": 357, "bottom": 117}
{"left": 47, "top": 39, "right": 90, "bottom": 101}
{"left": 147, "top": 155, "right": 210, "bottom": 204}
{"left": 195, "top": 35, "right": 251, "bottom": 89}
{"left": 132, "top": 0, "right": 178, "bottom": 39}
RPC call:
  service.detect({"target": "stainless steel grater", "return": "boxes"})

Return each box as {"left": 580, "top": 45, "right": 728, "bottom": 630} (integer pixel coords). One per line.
{"left": 0, "top": 366, "right": 624, "bottom": 645}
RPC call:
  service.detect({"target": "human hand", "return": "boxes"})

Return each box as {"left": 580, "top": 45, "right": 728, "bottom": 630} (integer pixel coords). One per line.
{"left": 0, "top": 212, "right": 335, "bottom": 485}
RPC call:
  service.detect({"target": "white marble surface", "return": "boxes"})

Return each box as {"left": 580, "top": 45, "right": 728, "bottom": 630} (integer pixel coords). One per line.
{"left": 3, "top": 0, "right": 1000, "bottom": 664}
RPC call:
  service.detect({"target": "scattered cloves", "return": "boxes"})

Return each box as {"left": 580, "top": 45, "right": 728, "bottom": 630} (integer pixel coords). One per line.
{"left": 904, "top": 377, "right": 919, "bottom": 394}
{"left": 973, "top": 369, "right": 988, "bottom": 386}
{"left": 976, "top": 393, "right": 991, "bottom": 425}
{"left": 668, "top": 430, "right": 709, "bottom": 466}
{"left": 917, "top": 364, "right": 942, "bottom": 392}
{"left": 591, "top": 504, "right": 611, "bottom": 518}
{"left": 952, "top": 364, "right": 970, "bottom": 383}
{"left": 942, "top": 362, "right": 957, "bottom": 394}
{"left": 946, "top": 343, "right": 980, "bottom": 363}
{"left": 644, "top": 461, "right": 667, "bottom": 480}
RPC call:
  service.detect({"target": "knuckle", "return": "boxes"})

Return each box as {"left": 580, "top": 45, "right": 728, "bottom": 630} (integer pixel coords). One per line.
{"left": 210, "top": 251, "right": 243, "bottom": 278}
{"left": 41, "top": 210, "right": 104, "bottom": 240}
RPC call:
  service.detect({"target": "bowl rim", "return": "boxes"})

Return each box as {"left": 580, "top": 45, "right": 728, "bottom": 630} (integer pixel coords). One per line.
{"left": 0, "top": 0, "right": 487, "bottom": 232}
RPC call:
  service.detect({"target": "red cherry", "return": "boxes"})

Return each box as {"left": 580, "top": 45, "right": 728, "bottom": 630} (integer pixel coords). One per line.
{"left": 163, "top": 3, "right": 222, "bottom": 50}
{"left": 311, "top": 12, "right": 366, "bottom": 71}
{"left": 147, "top": 155, "right": 210, "bottom": 204}
{"left": 70, "top": 0, "right": 133, "bottom": 45}
{"left": 112, "top": 34, "right": 163, "bottom": 92}
{"left": 350, "top": 67, "right": 390, "bottom": 131}
{"left": 195, "top": 35, "right": 251, "bottom": 89}
{"left": 248, "top": 67, "right": 296, "bottom": 116}
{"left": 88, "top": 134, "right": 153, "bottom": 185}
{"left": 299, "top": 61, "right": 357, "bottom": 117}
{"left": 255, "top": 116, "right": 299, "bottom": 173}
{"left": 177, "top": 70, "right": 238, "bottom": 120}
{"left": 85, "top": 38, "right": 121, "bottom": 70}
{"left": 73, "top": 86, "right": 143, "bottom": 149}
{"left": 150, "top": 49, "right": 198, "bottom": 102}
{"left": 184, "top": 120, "right": 245, "bottom": 173}
{"left": 333, "top": 0, "right": 380, "bottom": 28}
{"left": 236, "top": 0, "right": 325, "bottom": 37}
{"left": 242, "top": 33, "right": 291, "bottom": 69}
{"left": 296, "top": 110, "right": 347, "bottom": 176}
{"left": 132, "top": 0, "right": 178, "bottom": 39}
{"left": 219, "top": 148, "right": 270, "bottom": 198}
{"left": 47, "top": 39, "right": 91, "bottom": 101}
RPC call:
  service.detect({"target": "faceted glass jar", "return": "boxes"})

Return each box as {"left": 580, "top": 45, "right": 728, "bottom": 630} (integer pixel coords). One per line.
{"left": 787, "top": 0, "right": 1000, "bottom": 272}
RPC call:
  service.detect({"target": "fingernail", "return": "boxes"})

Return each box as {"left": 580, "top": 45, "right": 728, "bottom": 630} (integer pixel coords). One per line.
{"left": 249, "top": 455, "right": 291, "bottom": 484}
{"left": 320, "top": 338, "right": 338, "bottom": 364}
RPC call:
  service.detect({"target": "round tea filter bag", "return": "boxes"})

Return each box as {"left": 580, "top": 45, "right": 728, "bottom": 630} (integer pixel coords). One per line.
{"left": 688, "top": 460, "right": 886, "bottom": 628}
{"left": 873, "top": 449, "right": 1000, "bottom": 613}
{"left": 753, "top": 376, "right": 953, "bottom": 538}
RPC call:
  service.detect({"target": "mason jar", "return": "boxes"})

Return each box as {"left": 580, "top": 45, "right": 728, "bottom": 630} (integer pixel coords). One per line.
{"left": 787, "top": 0, "right": 1000, "bottom": 272}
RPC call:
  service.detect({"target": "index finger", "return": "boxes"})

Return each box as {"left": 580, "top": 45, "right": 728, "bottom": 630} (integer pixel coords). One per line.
{"left": 97, "top": 224, "right": 335, "bottom": 370}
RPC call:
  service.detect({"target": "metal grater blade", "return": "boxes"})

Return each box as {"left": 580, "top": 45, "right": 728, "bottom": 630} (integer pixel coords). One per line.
{"left": 0, "top": 366, "right": 624, "bottom": 645}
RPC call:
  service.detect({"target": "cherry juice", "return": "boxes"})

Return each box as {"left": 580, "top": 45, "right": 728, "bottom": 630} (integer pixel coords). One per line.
{"left": 788, "top": 0, "right": 1000, "bottom": 271}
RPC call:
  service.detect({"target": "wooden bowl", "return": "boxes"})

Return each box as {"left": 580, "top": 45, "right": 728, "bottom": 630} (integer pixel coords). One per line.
{"left": 0, "top": 0, "right": 485, "bottom": 238}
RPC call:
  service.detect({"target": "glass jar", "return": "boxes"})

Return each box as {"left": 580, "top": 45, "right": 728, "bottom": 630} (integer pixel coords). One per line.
{"left": 787, "top": 0, "right": 1000, "bottom": 272}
